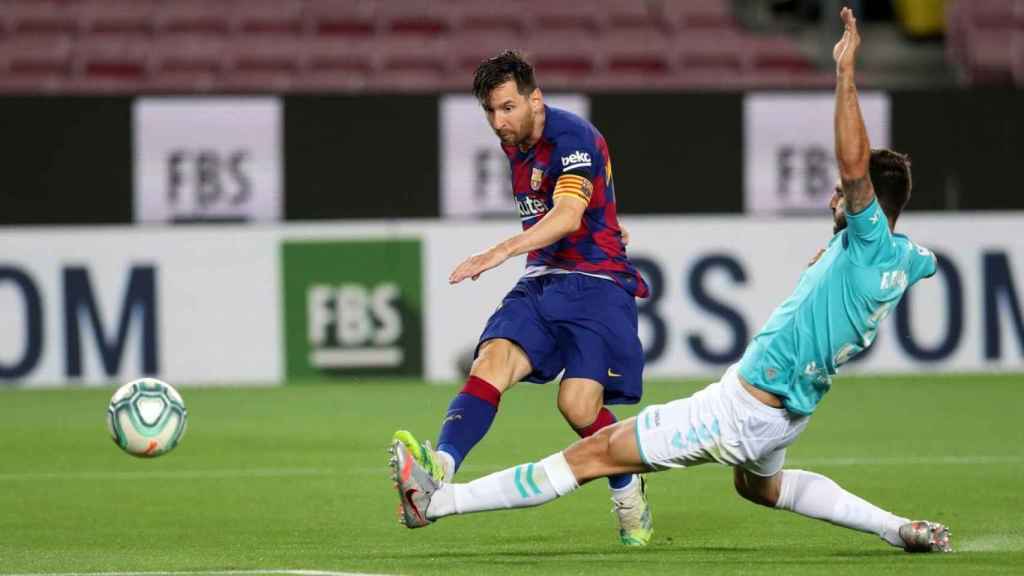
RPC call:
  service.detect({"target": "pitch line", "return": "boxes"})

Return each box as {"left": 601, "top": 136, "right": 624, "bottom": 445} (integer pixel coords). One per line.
{"left": 0, "top": 468, "right": 333, "bottom": 482}
{"left": 0, "top": 565, "right": 395, "bottom": 569}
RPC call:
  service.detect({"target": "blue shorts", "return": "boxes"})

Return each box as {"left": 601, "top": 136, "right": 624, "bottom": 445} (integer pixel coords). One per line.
{"left": 476, "top": 273, "right": 644, "bottom": 405}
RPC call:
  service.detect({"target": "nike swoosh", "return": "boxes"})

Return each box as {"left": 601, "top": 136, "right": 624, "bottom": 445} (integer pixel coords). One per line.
{"left": 607, "top": 369, "right": 622, "bottom": 378}
{"left": 404, "top": 487, "right": 425, "bottom": 522}
{"left": 442, "top": 414, "right": 463, "bottom": 425}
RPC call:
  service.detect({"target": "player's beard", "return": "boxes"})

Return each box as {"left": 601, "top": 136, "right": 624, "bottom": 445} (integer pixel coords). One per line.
{"left": 832, "top": 209, "right": 848, "bottom": 234}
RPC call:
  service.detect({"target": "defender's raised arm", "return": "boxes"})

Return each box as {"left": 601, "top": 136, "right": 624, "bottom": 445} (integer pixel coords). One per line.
{"left": 833, "top": 7, "right": 874, "bottom": 214}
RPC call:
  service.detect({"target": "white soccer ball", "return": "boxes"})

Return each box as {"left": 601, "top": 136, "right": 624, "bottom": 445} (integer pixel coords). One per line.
{"left": 106, "top": 378, "right": 187, "bottom": 458}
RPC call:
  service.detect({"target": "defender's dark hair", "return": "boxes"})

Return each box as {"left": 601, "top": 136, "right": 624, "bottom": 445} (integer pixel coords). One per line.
{"left": 472, "top": 50, "right": 537, "bottom": 105}
{"left": 869, "top": 148, "right": 912, "bottom": 222}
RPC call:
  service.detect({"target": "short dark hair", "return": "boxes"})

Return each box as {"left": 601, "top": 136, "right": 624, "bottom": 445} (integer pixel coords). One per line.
{"left": 869, "top": 148, "right": 912, "bottom": 222}
{"left": 472, "top": 50, "right": 537, "bottom": 105}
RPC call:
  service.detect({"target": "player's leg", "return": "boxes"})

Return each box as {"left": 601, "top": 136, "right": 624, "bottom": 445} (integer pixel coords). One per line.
{"left": 417, "top": 417, "right": 649, "bottom": 522}
{"left": 558, "top": 378, "right": 651, "bottom": 545}
{"left": 733, "top": 463, "right": 951, "bottom": 552}
{"left": 396, "top": 278, "right": 559, "bottom": 483}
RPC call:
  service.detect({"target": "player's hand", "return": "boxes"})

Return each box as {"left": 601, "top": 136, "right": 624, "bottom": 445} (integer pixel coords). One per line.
{"left": 832, "top": 7, "right": 861, "bottom": 76}
{"left": 808, "top": 248, "right": 826, "bottom": 268}
{"left": 620, "top": 223, "right": 630, "bottom": 246}
{"left": 449, "top": 244, "right": 512, "bottom": 284}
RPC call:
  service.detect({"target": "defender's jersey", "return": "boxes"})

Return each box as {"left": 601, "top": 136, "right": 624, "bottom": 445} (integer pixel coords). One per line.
{"left": 738, "top": 198, "right": 937, "bottom": 415}
{"left": 505, "top": 105, "right": 648, "bottom": 298}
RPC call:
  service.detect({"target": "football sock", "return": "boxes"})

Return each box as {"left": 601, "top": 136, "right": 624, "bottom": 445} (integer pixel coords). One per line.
{"left": 574, "top": 407, "right": 634, "bottom": 490}
{"left": 775, "top": 469, "right": 909, "bottom": 547}
{"left": 436, "top": 376, "right": 501, "bottom": 480}
{"left": 426, "top": 451, "right": 579, "bottom": 519}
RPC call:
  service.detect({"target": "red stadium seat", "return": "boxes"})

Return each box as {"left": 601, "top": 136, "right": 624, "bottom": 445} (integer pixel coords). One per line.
{"left": 377, "top": 2, "right": 449, "bottom": 37}
{"left": 306, "top": 0, "right": 377, "bottom": 37}
{"left": 602, "top": 30, "right": 672, "bottom": 76}
{"left": 965, "top": 29, "right": 1014, "bottom": 84}
{"left": 674, "top": 30, "right": 744, "bottom": 74}
{"left": 8, "top": 0, "right": 80, "bottom": 36}
{"left": 1013, "top": 33, "right": 1024, "bottom": 86}
{"left": 447, "top": 0, "right": 527, "bottom": 35}
{"left": 221, "top": 36, "right": 301, "bottom": 92}
{"left": 155, "top": 0, "right": 231, "bottom": 35}
{"left": 377, "top": 36, "right": 449, "bottom": 76}
{"left": 521, "top": 31, "right": 598, "bottom": 81}
{"left": 449, "top": 30, "right": 525, "bottom": 75}
{"left": 598, "top": 0, "right": 667, "bottom": 34}
{"left": 529, "top": 3, "right": 602, "bottom": 34}
{"left": 746, "top": 35, "right": 813, "bottom": 73}
{"left": 149, "top": 34, "right": 226, "bottom": 92}
{"left": 302, "top": 36, "right": 377, "bottom": 76}
{"left": 80, "top": 0, "right": 156, "bottom": 35}
{"left": 75, "top": 34, "right": 151, "bottom": 81}
{"left": 0, "top": 35, "right": 73, "bottom": 76}
{"left": 232, "top": 0, "right": 304, "bottom": 36}
{"left": 664, "top": 0, "right": 735, "bottom": 31}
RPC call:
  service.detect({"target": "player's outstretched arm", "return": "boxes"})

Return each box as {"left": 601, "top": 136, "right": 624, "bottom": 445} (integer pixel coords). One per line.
{"left": 833, "top": 7, "right": 875, "bottom": 214}
{"left": 449, "top": 195, "right": 586, "bottom": 284}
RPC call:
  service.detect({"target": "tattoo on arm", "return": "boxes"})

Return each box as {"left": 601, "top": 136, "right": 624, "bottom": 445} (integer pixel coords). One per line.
{"left": 841, "top": 175, "right": 875, "bottom": 214}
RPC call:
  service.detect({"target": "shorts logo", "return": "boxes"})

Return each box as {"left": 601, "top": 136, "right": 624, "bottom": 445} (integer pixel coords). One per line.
{"left": 561, "top": 150, "right": 592, "bottom": 171}
{"left": 530, "top": 168, "right": 543, "bottom": 191}
{"left": 607, "top": 368, "right": 622, "bottom": 378}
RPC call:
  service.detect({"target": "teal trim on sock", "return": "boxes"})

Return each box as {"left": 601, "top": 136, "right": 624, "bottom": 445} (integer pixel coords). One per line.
{"left": 513, "top": 466, "right": 529, "bottom": 499}
{"left": 635, "top": 411, "right": 652, "bottom": 468}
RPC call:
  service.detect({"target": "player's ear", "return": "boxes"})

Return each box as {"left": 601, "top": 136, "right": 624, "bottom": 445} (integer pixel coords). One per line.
{"left": 529, "top": 88, "right": 543, "bottom": 110}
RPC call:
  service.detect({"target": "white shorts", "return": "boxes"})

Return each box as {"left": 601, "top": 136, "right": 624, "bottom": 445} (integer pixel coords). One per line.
{"left": 635, "top": 364, "right": 810, "bottom": 477}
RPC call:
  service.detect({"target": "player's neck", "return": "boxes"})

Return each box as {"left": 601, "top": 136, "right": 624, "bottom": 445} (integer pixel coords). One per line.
{"left": 518, "top": 107, "right": 546, "bottom": 152}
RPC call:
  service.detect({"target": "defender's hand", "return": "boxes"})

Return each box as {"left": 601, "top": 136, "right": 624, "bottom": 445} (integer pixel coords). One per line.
{"left": 449, "top": 244, "right": 512, "bottom": 284}
{"left": 833, "top": 7, "right": 861, "bottom": 76}
{"left": 621, "top": 223, "right": 630, "bottom": 246}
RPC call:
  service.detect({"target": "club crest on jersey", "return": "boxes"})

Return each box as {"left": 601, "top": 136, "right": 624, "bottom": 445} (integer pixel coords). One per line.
{"left": 561, "top": 150, "right": 592, "bottom": 170}
{"left": 530, "top": 167, "right": 543, "bottom": 191}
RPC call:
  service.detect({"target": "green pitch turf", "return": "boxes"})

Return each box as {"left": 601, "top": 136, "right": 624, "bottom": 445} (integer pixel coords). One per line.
{"left": 1, "top": 374, "right": 1022, "bottom": 576}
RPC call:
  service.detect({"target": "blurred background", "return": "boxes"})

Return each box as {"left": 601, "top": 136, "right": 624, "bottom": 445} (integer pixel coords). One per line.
{"left": 0, "top": 0, "right": 1021, "bottom": 388}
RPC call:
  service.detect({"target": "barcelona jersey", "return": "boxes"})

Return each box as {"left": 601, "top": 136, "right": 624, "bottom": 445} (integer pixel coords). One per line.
{"left": 503, "top": 105, "right": 649, "bottom": 298}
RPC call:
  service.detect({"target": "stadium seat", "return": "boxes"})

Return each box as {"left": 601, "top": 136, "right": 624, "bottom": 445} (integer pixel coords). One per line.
{"left": 306, "top": 0, "right": 377, "bottom": 37}
{"left": 378, "top": 2, "right": 449, "bottom": 37}
{"left": 80, "top": 0, "right": 156, "bottom": 35}
{"left": 521, "top": 31, "right": 598, "bottom": 80}
{"left": 664, "top": 0, "right": 736, "bottom": 31}
{"left": 155, "top": 0, "right": 231, "bottom": 35}
{"left": 7, "top": 0, "right": 80, "bottom": 36}
{"left": 75, "top": 34, "right": 151, "bottom": 81}
{"left": 746, "top": 35, "right": 814, "bottom": 73}
{"left": 450, "top": 30, "right": 525, "bottom": 75}
{"left": 0, "top": 35, "right": 73, "bottom": 75}
{"left": 149, "top": 34, "right": 226, "bottom": 92}
{"left": 598, "top": 0, "right": 667, "bottom": 34}
{"left": 674, "top": 31, "right": 744, "bottom": 74}
{"left": 602, "top": 30, "right": 672, "bottom": 76}
{"left": 377, "top": 36, "right": 449, "bottom": 77}
{"left": 447, "top": 0, "right": 527, "bottom": 35}
{"left": 1013, "top": 33, "right": 1024, "bottom": 86}
{"left": 232, "top": 0, "right": 304, "bottom": 37}
{"left": 530, "top": 3, "right": 602, "bottom": 34}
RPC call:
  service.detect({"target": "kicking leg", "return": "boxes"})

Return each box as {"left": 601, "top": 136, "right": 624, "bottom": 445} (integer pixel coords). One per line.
{"left": 400, "top": 417, "right": 648, "bottom": 524}
{"left": 733, "top": 467, "right": 951, "bottom": 552}
{"left": 406, "top": 339, "right": 531, "bottom": 483}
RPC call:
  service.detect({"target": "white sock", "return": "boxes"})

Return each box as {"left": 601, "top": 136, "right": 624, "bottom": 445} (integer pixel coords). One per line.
{"left": 426, "top": 452, "right": 579, "bottom": 519}
{"left": 775, "top": 469, "right": 909, "bottom": 547}
{"left": 437, "top": 450, "right": 456, "bottom": 482}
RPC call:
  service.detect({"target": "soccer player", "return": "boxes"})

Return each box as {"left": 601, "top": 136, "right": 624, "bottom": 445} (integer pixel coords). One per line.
{"left": 392, "top": 51, "right": 654, "bottom": 544}
{"left": 390, "top": 8, "right": 952, "bottom": 553}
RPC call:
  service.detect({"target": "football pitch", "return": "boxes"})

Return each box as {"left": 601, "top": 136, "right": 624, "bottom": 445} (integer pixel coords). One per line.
{"left": 1, "top": 374, "right": 1022, "bottom": 576}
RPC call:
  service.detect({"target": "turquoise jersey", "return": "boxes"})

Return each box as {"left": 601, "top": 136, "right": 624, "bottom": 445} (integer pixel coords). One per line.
{"left": 738, "top": 198, "right": 937, "bottom": 415}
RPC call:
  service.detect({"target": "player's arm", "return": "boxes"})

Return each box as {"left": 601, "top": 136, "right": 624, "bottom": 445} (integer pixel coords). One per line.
{"left": 448, "top": 180, "right": 588, "bottom": 284}
{"left": 833, "top": 7, "right": 874, "bottom": 215}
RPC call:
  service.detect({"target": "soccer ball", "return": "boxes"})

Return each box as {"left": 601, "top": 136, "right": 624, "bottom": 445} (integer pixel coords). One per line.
{"left": 107, "top": 378, "right": 187, "bottom": 458}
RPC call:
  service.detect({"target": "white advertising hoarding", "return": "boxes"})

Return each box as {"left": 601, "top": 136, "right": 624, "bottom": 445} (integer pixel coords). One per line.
{"left": 133, "top": 97, "right": 283, "bottom": 223}
{"left": 744, "top": 92, "right": 890, "bottom": 215}
{"left": 1, "top": 214, "right": 1022, "bottom": 387}
{"left": 440, "top": 94, "right": 589, "bottom": 218}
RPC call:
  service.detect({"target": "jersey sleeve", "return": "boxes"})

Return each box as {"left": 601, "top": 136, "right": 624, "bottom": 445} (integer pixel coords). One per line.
{"left": 552, "top": 135, "right": 598, "bottom": 205}
{"left": 908, "top": 241, "right": 938, "bottom": 284}
{"left": 845, "top": 197, "right": 894, "bottom": 264}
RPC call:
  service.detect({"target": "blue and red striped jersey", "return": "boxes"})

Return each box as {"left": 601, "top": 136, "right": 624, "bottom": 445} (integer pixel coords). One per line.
{"left": 503, "top": 105, "right": 649, "bottom": 298}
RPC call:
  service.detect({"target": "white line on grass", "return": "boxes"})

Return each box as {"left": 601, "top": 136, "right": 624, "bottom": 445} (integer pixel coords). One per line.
{"left": 0, "top": 565, "right": 395, "bottom": 569}
{"left": 787, "top": 455, "right": 1024, "bottom": 467}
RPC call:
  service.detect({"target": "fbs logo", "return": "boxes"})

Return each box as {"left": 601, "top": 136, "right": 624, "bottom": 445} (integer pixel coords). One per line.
{"left": 561, "top": 150, "right": 592, "bottom": 169}
{"left": 283, "top": 239, "right": 423, "bottom": 379}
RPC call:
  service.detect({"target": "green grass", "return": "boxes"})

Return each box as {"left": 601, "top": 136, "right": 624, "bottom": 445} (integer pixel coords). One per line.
{"left": 0, "top": 374, "right": 1022, "bottom": 575}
